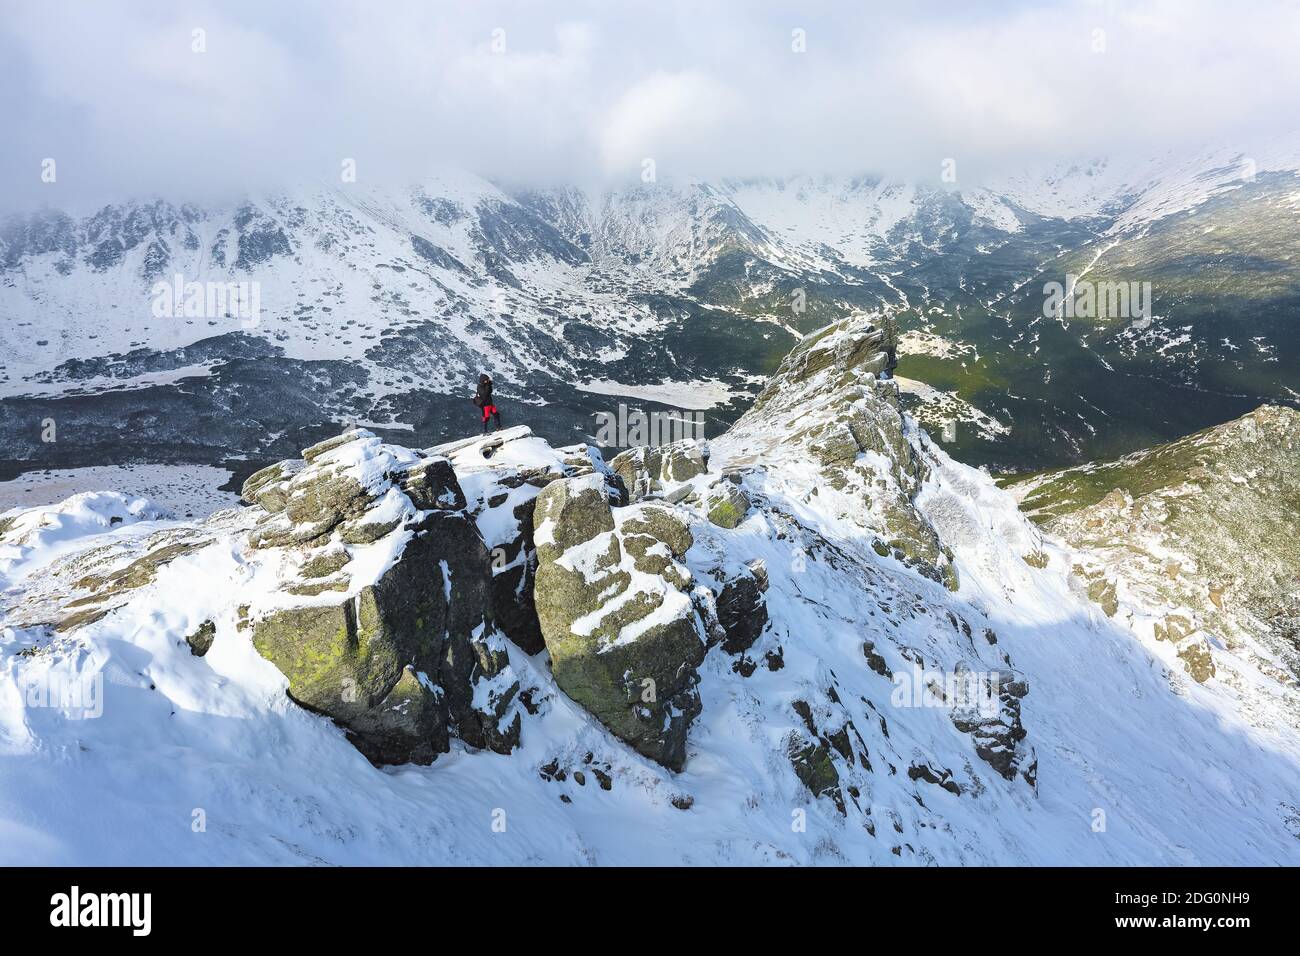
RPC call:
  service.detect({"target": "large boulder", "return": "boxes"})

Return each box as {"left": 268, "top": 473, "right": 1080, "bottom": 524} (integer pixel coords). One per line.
{"left": 533, "top": 475, "right": 706, "bottom": 770}
{"left": 715, "top": 559, "right": 769, "bottom": 654}
{"left": 443, "top": 431, "right": 626, "bottom": 657}
{"left": 246, "top": 430, "right": 523, "bottom": 766}
{"left": 704, "top": 482, "right": 751, "bottom": 529}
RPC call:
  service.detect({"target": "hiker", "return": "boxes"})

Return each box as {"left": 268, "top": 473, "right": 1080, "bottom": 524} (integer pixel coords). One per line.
{"left": 474, "top": 373, "right": 502, "bottom": 433}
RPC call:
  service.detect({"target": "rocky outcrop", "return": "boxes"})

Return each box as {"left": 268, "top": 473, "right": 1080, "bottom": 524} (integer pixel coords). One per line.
{"left": 185, "top": 620, "right": 216, "bottom": 657}
{"left": 785, "top": 687, "right": 877, "bottom": 816}
{"left": 610, "top": 440, "right": 709, "bottom": 502}
{"left": 532, "top": 474, "right": 706, "bottom": 770}
{"left": 703, "top": 481, "right": 750, "bottom": 529}
{"left": 710, "top": 314, "right": 957, "bottom": 589}
{"left": 446, "top": 429, "right": 624, "bottom": 656}
{"left": 949, "top": 668, "right": 1036, "bottom": 787}
{"left": 713, "top": 559, "right": 769, "bottom": 654}
{"left": 1153, "top": 614, "right": 1216, "bottom": 683}
{"left": 1019, "top": 405, "right": 1300, "bottom": 686}
{"left": 243, "top": 429, "right": 523, "bottom": 766}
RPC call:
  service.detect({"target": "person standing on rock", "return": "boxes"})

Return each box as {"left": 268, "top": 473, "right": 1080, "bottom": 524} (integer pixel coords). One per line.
{"left": 474, "top": 373, "right": 502, "bottom": 434}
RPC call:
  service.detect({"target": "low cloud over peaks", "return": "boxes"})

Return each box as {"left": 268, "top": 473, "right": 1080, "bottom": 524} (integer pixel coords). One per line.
{"left": 3, "top": 0, "right": 1298, "bottom": 208}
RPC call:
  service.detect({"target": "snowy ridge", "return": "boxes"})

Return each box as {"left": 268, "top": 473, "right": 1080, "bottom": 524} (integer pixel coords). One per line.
{"left": 2, "top": 314, "right": 1298, "bottom": 864}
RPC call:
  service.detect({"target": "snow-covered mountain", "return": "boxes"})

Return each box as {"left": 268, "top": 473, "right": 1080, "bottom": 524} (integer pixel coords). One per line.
{"left": 3, "top": 313, "right": 1297, "bottom": 865}
{"left": 2, "top": 140, "right": 1299, "bottom": 489}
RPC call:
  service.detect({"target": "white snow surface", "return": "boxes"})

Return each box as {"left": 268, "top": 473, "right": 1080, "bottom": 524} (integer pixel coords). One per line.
{"left": 1, "top": 403, "right": 1298, "bottom": 864}
{"left": 0, "top": 465, "right": 237, "bottom": 519}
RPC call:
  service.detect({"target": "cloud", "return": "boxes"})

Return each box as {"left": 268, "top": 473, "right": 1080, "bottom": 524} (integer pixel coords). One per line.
{"left": 1, "top": 0, "right": 1297, "bottom": 209}
{"left": 598, "top": 71, "right": 743, "bottom": 175}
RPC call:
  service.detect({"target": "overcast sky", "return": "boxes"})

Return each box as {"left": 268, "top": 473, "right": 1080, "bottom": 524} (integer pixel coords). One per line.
{"left": 2, "top": 0, "right": 1298, "bottom": 210}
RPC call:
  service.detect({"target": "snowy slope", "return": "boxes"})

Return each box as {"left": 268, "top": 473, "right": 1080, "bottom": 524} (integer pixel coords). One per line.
{"left": 979, "top": 136, "right": 1300, "bottom": 233}
{"left": 2, "top": 314, "right": 1297, "bottom": 865}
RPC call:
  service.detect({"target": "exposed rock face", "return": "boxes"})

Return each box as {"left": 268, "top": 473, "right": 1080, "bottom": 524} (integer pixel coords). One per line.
{"left": 785, "top": 684, "right": 877, "bottom": 817}
{"left": 710, "top": 314, "right": 957, "bottom": 589}
{"left": 484, "top": 495, "right": 546, "bottom": 655}
{"left": 399, "top": 457, "right": 466, "bottom": 511}
{"left": 241, "top": 459, "right": 303, "bottom": 512}
{"left": 445, "top": 429, "right": 625, "bottom": 656}
{"left": 244, "top": 429, "right": 523, "bottom": 766}
{"left": 949, "top": 669, "right": 1036, "bottom": 787}
{"left": 714, "top": 560, "right": 769, "bottom": 654}
{"left": 1018, "top": 405, "right": 1300, "bottom": 686}
{"left": 610, "top": 440, "right": 709, "bottom": 502}
{"left": 786, "top": 734, "right": 844, "bottom": 813}
{"left": 532, "top": 474, "right": 706, "bottom": 770}
{"left": 185, "top": 620, "right": 216, "bottom": 657}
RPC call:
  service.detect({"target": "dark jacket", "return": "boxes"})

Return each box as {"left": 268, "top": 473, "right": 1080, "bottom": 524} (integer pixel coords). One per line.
{"left": 474, "top": 376, "right": 494, "bottom": 408}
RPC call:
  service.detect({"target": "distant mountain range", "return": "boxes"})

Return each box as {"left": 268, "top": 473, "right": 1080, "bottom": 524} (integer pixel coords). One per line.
{"left": 2, "top": 138, "right": 1298, "bottom": 484}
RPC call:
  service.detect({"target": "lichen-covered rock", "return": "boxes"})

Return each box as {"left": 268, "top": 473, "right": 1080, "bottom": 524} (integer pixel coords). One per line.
{"left": 340, "top": 666, "right": 446, "bottom": 765}
{"left": 442, "top": 429, "right": 625, "bottom": 657}
{"left": 620, "top": 505, "right": 695, "bottom": 586}
{"left": 244, "top": 429, "right": 426, "bottom": 553}
{"left": 534, "top": 473, "right": 615, "bottom": 553}
{"left": 786, "top": 735, "right": 844, "bottom": 813}
{"left": 301, "top": 429, "right": 368, "bottom": 462}
{"left": 244, "top": 430, "right": 523, "bottom": 766}
{"left": 621, "top": 505, "right": 694, "bottom": 559}
{"left": 299, "top": 546, "right": 350, "bottom": 579}
{"left": 240, "top": 459, "right": 303, "bottom": 512}
{"left": 285, "top": 576, "right": 350, "bottom": 597}
{"left": 785, "top": 696, "right": 870, "bottom": 815}
{"left": 704, "top": 482, "right": 750, "bottom": 529}
{"left": 337, "top": 514, "right": 402, "bottom": 545}
{"left": 252, "top": 513, "right": 521, "bottom": 766}
{"left": 533, "top": 475, "right": 706, "bottom": 770}
{"left": 281, "top": 468, "right": 373, "bottom": 541}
